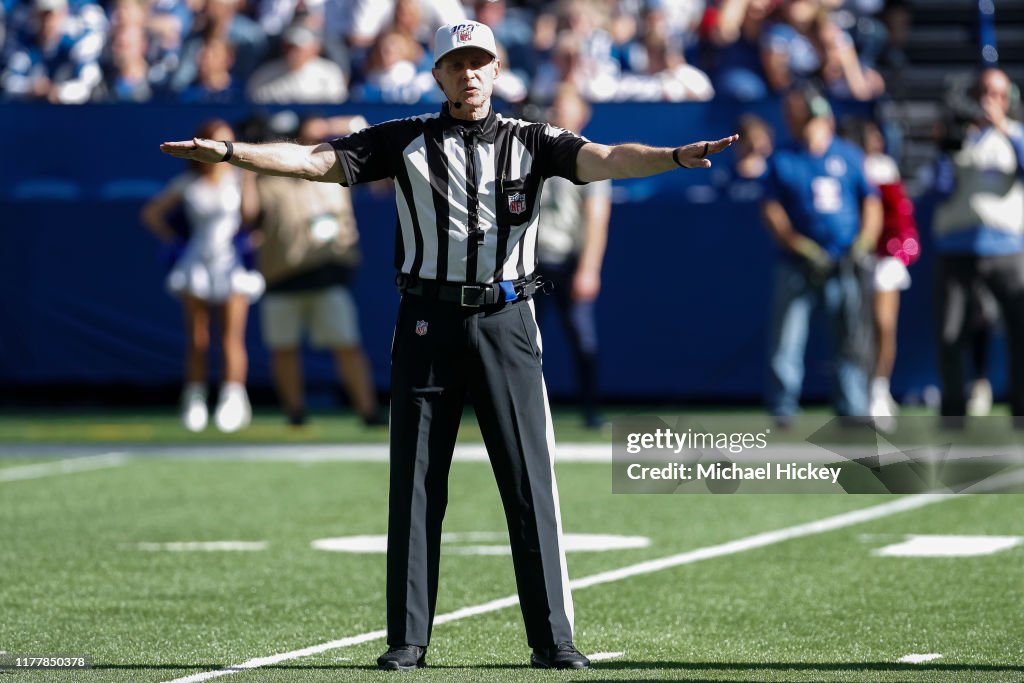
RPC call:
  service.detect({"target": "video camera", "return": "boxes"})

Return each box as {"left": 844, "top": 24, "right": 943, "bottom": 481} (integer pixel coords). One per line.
{"left": 939, "top": 73, "right": 986, "bottom": 152}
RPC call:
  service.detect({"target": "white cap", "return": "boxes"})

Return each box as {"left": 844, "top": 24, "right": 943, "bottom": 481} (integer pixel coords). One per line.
{"left": 34, "top": 0, "right": 67, "bottom": 12}
{"left": 282, "top": 25, "right": 318, "bottom": 46}
{"left": 433, "top": 21, "right": 498, "bottom": 66}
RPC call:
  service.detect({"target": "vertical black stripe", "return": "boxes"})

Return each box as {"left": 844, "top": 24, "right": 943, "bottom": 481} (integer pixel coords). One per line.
{"left": 524, "top": 176, "right": 544, "bottom": 279}
{"left": 493, "top": 124, "right": 515, "bottom": 281}
{"left": 463, "top": 133, "right": 481, "bottom": 283}
{"left": 425, "top": 123, "right": 450, "bottom": 282}
{"left": 394, "top": 157, "right": 425, "bottom": 278}
{"left": 393, "top": 217, "right": 405, "bottom": 271}
{"left": 515, "top": 226, "right": 527, "bottom": 279}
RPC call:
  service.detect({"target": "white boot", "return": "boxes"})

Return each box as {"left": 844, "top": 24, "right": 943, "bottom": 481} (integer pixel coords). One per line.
{"left": 214, "top": 382, "right": 252, "bottom": 433}
{"left": 870, "top": 377, "right": 897, "bottom": 432}
{"left": 181, "top": 383, "right": 208, "bottom": 432}
{"left": 870, "top": 377, "right": 895, "bottom": 417}
{"left": 967, "top": 378, "right": 993, "bottom": 416}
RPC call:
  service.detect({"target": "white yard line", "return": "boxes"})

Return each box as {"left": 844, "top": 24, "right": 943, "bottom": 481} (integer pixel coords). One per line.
{"left": 570, "top": 494, "right": 954, "bottom": 591}
{"left": 122, "top": 443, "right": 611, "bottom": 463}
{"left": 131, "top": 542, "right": 269, "bottom": 552}
{"left": 0, "top": 452, "right": 128, "bottom": 482}
{"left": 162, "top": 489, "right": 978, "bottom": 683}
{"left": 587, "top": 652, "right": 624, "bottom": 662}
{"left": 11, "top": 442, "right": 1020, "bottom": 466}
{"left": 899, "top": 653, "right": 943, "bottom": 664}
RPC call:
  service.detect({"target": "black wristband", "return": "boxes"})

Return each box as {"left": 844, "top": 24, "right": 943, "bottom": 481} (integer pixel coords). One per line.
{"left": 219, "top": 140, "right": 233, "bottom": 163}
{"left": 671, "top": 147, "right": 684, "bottom": 167}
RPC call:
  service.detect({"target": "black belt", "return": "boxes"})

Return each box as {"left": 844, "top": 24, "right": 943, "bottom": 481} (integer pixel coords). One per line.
{"left": 396, "top": 274, "right": 542, "bottom": 307}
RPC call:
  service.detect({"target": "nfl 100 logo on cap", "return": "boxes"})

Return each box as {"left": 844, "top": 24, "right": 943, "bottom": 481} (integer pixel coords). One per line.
{"left": 433, "top": 21, "right": 498, "bottom": 65}
{"left": 508, "top": 192, "right": 526, "bottom": 215}
{"left": 415, "top": 320, "right": 429, "bottom": 336}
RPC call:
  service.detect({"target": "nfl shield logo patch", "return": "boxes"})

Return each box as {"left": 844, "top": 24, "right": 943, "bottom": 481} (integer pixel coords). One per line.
{"left": 508, "top": 192, "right": 526, "bottom": 215}
{"left": 454, "top": 24, "right": 474, "bottom": 42}
{"left": 415, "top": 320, "right": 429, "bottom": 336}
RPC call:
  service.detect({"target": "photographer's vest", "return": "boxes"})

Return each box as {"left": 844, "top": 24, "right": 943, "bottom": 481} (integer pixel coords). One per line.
{"left": 255, "top": 176, "right": 360, "bottom": 286}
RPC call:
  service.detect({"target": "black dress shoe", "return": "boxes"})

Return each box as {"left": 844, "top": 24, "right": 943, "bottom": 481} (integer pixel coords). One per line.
{"left": 377, "top": 645, "right": 426, "bottom": 671}
{"left": 361, "top": 409, "right": 388, "bottom": 427}
{"left": 530, "top": 642, "right": 590, "bottom": 669}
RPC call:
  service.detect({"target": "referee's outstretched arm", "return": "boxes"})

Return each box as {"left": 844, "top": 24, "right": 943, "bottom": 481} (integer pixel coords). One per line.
{"left": 161, "top": 131, "right": 739, "bottom": 185}
{"left": 576, "top": 134, "right": 739, "bottom": 182}
{"left": 160, "top": 137, "right": 345, "bottom": 183}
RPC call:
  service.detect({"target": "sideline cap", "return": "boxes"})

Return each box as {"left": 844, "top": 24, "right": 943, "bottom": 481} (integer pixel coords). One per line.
{"left": 34, "top": 0, "right": 67, "bottom": 12}
{"left": 282, "top": 25, "right": 318, "bottom": 46}
{"left": 433, "top": 21, "right": 498, "bottom": 66}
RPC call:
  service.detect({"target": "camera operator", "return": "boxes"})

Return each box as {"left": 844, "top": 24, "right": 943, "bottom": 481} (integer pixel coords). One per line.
{"left": 933, "top": 67, "right": 1024, "bottom": 423}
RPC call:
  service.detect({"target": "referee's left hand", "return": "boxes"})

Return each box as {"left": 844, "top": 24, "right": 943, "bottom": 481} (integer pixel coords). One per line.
{"left": 675, "top": 134, "right": 740, "bottom": 169}
{"left": 160, "top": 138, "right": 230, "bottom": 164}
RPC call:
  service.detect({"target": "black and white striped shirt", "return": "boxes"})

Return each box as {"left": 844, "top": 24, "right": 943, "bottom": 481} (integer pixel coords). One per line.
{"left": 330, "top": 103, "right": 589, "bottom": 283}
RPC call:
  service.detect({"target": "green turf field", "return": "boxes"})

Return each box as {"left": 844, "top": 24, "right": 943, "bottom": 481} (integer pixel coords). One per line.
{"left": 0, "top": 403, "right": 1012, "bottom": 445}
{"left": 0, "top": 408, "right": 608, "bottom": 444}
{"left": 1, "top": 416, "right": 1022, "bottom": 682}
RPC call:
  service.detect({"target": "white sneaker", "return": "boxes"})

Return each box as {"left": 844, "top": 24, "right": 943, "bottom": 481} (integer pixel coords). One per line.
{"left": 214, "top": 383, "right": 251, "bottom": 433}
{"left": 181, "top": 384, "right": 208, "bottom": 432}
{"left": 967, "top": 379, "right": 992, "bottom": 416}
{"left": 870, "top": 390, "right": 894, "bottom": 418}
{"left": 870, "top": 394, "right": 893, "bottom": 419}
{"left": 870, "top": 378, "right": 899, "bottom": 415}
{"left": 870, "top": 379, "right": 898, "bottom": 433}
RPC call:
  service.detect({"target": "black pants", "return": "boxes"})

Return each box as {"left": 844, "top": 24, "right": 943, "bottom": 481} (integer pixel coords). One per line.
{"left": 535, "top": 259, "right": 601, "bottom": 423}
{"left": 386, "top": 294, "right": 574, "bottom": 648}
{"left": 935, "top": 252, "right": 1024, "bottom": 416}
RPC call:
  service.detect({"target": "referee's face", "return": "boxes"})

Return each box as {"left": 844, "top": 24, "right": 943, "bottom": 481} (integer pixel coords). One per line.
{"left": 433, "top": 47, "right": 500, "bottom": 115}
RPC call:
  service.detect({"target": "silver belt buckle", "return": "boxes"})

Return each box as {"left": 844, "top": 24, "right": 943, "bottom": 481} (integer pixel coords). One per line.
{"left": 460, "top": 286, "right": 483, "bottom": 307}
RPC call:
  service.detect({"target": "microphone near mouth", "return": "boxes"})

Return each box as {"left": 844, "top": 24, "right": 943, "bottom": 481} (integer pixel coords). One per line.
{"left": 436, "top": 80, "right": 463, "bottom": 109}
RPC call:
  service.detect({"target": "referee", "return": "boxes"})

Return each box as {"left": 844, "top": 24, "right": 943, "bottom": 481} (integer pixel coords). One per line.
{"left": 161, "top": 20, "right": 737, "bottom": 671}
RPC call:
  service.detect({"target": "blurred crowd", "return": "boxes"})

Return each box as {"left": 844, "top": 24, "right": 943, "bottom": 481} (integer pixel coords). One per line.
{"left": 0, "top": 0, "right": 908, "bottom": 104}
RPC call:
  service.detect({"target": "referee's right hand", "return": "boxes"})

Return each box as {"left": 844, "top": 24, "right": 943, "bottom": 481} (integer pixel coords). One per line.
{"left": 160, "top": 138, "right": 230, "bottom": 164}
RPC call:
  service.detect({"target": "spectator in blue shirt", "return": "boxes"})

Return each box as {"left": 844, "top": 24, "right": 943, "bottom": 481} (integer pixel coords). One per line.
{"left": 351, "top": 28, "right": 426, "bottom": 103}
{"left": 97, "top": 21, "right": 152, "bottom": 101}
{"left": 713, "top": 113, "right": 773, "bottom": 203}
{"left": 168, "top": 0, "right": 266, "bottom": 95}
{"left": 708, "top": 0, "right": 772, "bottom": 101}
{"left": 760, "top": 0, "right": 820, "bottom": 93}
{"left": 5, "top": 0, "right": 107, "bottom": 56}
{"left": 760, "top": 87, "right": 882, "bottom": 422}
{"left": 1, "top": 0, "right": 103, "bottom": 103}
{"left": 177, "top": 33, "right": 239, "bottom": 102}
{"left": 1, "top": 1, "right": 8, "bottom": 56}
{"left": 473, "top": 0, "right": 537, "bottom": 80}
{"left": 143, "top": 0, "right": 194, "bottom": 92}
